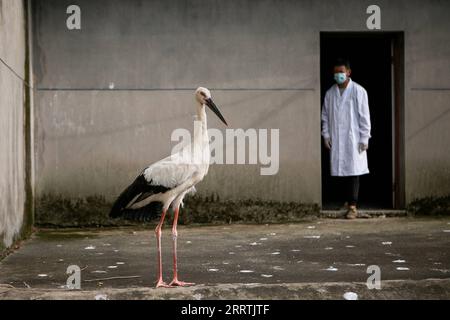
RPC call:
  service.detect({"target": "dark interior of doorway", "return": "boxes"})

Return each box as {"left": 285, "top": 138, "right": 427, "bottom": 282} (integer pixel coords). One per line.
{"left": 320, "top": 33, "right": 394, "bottom": 209}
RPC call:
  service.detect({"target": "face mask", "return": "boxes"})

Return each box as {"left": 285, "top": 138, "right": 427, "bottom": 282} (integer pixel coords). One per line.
{"left": 334, "top": 72, "right": 347, "bottom": 84}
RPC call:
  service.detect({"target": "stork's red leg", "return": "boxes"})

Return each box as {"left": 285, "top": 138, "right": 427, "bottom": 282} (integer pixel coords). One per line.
{"left": 169, "top": 207, "right": 194, "bottom": 287}
{"left": 155, "top": 208, "right": 171, "bottom": 288}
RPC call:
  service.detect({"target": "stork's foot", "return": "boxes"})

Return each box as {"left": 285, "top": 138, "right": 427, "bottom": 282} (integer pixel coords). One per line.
{"left": 155, "top": 280, "right": 172, "bottom": 288}
{"left": 169, "top": 278, "right": 195, "bottom": 287}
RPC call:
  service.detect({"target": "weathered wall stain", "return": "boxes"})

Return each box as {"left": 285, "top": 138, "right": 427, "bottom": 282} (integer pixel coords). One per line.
{"left": 35, "top": 192, "right": 449, "bottom": 228}
{"left": 35, "top": 193, "right": 319, "bottom": 227}
{"left": 407, "top": 195, "right": 450, "bottom": 216}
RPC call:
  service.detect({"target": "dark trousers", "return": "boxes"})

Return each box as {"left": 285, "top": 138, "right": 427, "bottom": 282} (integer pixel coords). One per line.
{"left": 339, "top": 176, "right": 360, "bottom": 206}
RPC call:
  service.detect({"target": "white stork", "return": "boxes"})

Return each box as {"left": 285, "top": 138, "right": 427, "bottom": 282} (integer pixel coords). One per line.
{"left": 110, "top": 87, "right": 228, "bottom": 288}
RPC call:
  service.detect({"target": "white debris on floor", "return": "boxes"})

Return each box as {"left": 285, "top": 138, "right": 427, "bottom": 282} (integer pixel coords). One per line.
{"left": 343, "top": 292, "right": 358, "bottom": 300}
{"left": 192, "top": 293, "right": 203, "bottom": 300}
{"left": 324, "top": 266, "right": 338, "bottom": 271}
{"left": 385, "top": 252, "right": 400, "bottom": 256}
{"left": 396, "top": 267, "right": 410, "bottom": 271}
{"left": 392, "top": 259, "right": 406, "bottom": 263}
{"left": 272, "top": 266, "right": 284, "bottom": 271}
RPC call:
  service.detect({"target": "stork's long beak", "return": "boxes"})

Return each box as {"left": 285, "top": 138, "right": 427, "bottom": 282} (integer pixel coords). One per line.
{"left": 205, "top": 98, "right": 228, "bottom": 126}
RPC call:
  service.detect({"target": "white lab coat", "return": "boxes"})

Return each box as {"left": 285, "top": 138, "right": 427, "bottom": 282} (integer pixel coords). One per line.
{"left": 321, "top": 79, "right": 371, "bottom": 176}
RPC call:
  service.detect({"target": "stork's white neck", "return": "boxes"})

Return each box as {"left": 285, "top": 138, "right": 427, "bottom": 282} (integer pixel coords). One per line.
{"left": 193, "top": 104, "right": 210, "bottom": 166}
{"left": 196, "top": 104, "right": 207, "bottom": 123}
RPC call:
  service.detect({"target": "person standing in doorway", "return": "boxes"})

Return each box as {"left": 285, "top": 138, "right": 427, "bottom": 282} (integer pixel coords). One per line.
{"left": 321, "top": 58, "right": 371, "bottom": 219}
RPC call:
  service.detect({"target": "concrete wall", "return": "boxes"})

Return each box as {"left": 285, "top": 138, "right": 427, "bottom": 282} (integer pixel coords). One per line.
{"left": 31, "top": 0, "right": 450, "bottom": 219}
{"left": 402, "top": 1, "right": 450, "bottom": 201}
{"left": 32, "top": 0, "right": 320, "bottom": 207}
{"left": 0, "top": 0, "right": 31, "bottom": 248}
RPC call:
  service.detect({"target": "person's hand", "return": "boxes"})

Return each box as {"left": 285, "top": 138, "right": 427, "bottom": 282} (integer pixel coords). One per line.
{"left": 359, "top": 143, "right": 368, "bottom": 153}
{"left": 324, "top": 138, "right": 332, "bottom": 150}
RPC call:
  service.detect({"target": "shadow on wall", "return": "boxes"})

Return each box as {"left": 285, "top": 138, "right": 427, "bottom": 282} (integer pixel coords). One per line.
{"left": 35, "top": 194, "right": 320, "bottom": 227}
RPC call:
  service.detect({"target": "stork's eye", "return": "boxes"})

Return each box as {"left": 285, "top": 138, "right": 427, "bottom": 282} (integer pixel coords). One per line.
{"left": 199, "top": 92, "right": 206, "bottom": 97}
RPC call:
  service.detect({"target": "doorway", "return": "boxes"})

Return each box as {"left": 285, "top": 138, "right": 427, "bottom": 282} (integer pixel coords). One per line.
{"left": 320, "top": 32, "right": 404, "bottom": 209}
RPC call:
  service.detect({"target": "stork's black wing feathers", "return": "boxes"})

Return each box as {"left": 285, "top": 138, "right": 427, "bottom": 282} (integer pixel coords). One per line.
{"left": 109, "top": 174, "right": 170, "bottom": 221}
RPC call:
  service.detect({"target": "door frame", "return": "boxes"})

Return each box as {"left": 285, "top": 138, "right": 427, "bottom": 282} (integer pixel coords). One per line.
{"left": 319, "top": 31, "right": 405, "bottom": 209}
{"left": 391, "top": 32, "right": 405, "bottom": 209}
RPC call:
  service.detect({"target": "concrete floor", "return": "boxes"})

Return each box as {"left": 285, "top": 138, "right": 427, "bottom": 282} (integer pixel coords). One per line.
{"left": 1, "top": 218, "right": 450, "bottom": 299}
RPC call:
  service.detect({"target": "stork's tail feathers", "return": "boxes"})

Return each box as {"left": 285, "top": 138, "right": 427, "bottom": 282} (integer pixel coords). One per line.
{"left": 109, "top": 174, "right": 168, "bottom": 221}
{"left": 111, "top": 202, "right": 164, "bottom": 222}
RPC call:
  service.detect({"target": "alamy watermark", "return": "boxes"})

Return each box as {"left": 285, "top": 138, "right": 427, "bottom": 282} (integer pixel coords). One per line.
{"left": 66, "top": 265, "right": 81, "bottom": 289}
{"left": 66, "top": 5, "right": 81, "bottom": 30}
{"left": 366, "top": 265, "right": 382, "bottom": 290}
{"left": 66, "top": 4, "right": 381, "bottom": 31}
{"left": 171, "top": 121, "right": 280, "bottom": 175}
{"left": 366, "top": 5, "right": 381, "bottom": 30}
